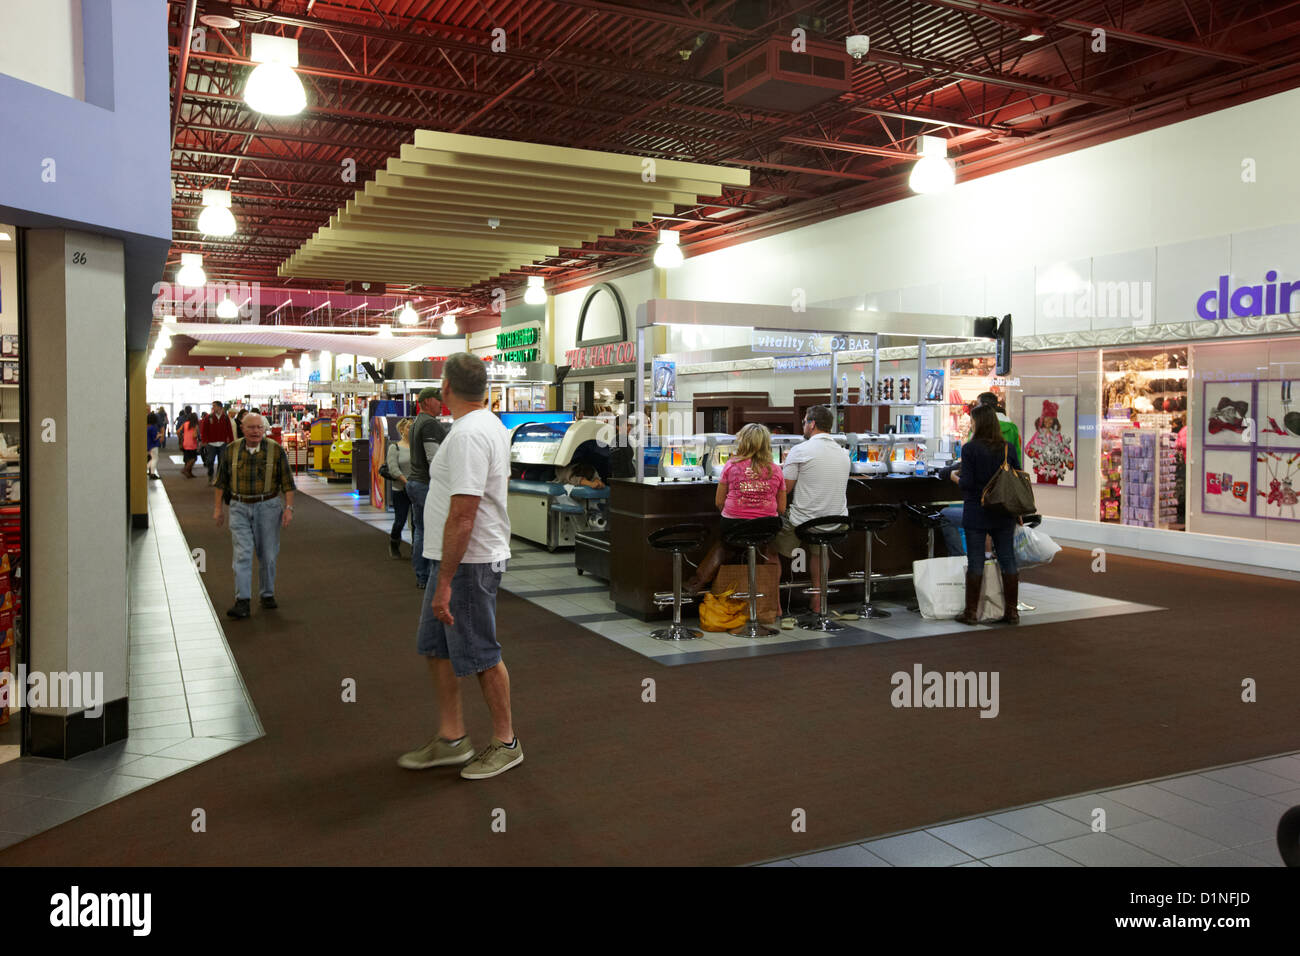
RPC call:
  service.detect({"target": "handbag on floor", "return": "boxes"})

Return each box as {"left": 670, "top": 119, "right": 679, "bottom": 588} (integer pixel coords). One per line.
{"left": 699, "top": 590, "right": 748, "bottom": 632}
{"left": 1014, "top": 524, "right": 1061, "bottom": 568}
{"left": 913, "top": 556, "right": 967, "bottom": 620}
{"left": 978, "top": 559, "right": 1005, "bottom": 622}
{"left": 713, "top": 563, "right": 782, "bottom": 623}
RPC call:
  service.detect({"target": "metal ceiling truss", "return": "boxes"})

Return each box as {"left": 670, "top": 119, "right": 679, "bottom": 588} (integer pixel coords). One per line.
{"left": 165, "top": 0, "right": 1300, "bottom": 325}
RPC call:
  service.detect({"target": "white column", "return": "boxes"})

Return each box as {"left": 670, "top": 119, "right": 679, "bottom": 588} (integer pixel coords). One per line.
{"left": 25, "top": 228, "right": 129, "bottom": 755}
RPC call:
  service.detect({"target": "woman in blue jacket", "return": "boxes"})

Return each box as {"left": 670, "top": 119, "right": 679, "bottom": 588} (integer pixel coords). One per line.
{"left": 952, "top": 404, "right": 1021, "bottom": 624}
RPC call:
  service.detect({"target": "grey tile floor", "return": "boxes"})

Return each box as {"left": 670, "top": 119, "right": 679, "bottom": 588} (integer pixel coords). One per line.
{"left": 759, "top": 755, "right": 1300, "bottom": 868}
{"left": 284, "top": 474, "right": 1300, "bottom": 868}
{"left": 0, "top": 475, "right": 262, "bottom": 850}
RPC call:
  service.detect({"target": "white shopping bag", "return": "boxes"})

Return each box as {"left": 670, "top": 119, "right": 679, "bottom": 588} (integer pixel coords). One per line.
{"left": 1014, "top": 524, "right": 1061, "bottom": 568}
{"left": 913, "top": 556, "right": 967, "bottom": 620}
{"left": 978, "top": 559, "right": 1004, "bottom": 621}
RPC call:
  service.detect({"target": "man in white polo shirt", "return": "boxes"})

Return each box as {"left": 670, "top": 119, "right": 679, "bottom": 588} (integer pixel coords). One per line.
{"left": 773, "top": 404, "right": 850, "bottom": 613}
{"left": 399, "top": 352, "right": 521, "bottom": 780}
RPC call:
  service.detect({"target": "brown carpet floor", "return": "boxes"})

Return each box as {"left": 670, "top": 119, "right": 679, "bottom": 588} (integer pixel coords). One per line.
{"left": 3, "top": 456, "right": 1299, "bottom": 865}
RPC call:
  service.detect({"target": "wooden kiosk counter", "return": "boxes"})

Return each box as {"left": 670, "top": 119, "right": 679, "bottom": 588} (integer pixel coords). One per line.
{"left": 608, "top": 475, "right": 960, "bottom": 620}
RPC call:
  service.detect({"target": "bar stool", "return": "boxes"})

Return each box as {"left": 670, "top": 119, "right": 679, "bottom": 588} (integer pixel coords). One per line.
{"left": 795, "top": 515, "right": 853, "bottom": 632}
{"left": 721, "top": 516, "right": 783, "bottom": 639}
{"left": 849, "top": 503, "right": 899, "bottom": 619}
{"left": 902, "top": 503, "right": 945, "bottom": 611}
{"left": 648, "top": 523, "right": 709, "bottom": 641}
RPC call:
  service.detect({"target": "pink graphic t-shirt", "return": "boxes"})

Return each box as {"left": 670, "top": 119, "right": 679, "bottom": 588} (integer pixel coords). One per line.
{"left": 720, "top": 457, "right": 785, "bottom": 519}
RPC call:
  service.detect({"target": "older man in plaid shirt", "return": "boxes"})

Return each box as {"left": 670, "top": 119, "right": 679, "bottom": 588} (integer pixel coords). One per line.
{"left": 212, "top": 412, "right": 297, "bottom": 619}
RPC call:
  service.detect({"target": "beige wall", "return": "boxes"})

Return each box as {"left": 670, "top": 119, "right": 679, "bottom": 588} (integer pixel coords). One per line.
{"left": 0, "top": 0, "right": 84, "bottom": 100}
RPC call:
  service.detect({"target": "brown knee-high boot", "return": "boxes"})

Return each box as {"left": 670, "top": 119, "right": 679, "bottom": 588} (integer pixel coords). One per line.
{"left": 955, "top": 573, "right": 982, "bottom": 625}
{"left": 1000, "top": 574, "right": 1020, "bottom": 624}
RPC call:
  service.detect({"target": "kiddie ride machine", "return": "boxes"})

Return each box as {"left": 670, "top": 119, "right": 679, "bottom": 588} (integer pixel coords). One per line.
{"left": 507, "top": 418, "right": 612, "bottom": 551}
{"left": 309, "top": 413, "right": 363, "bottom": 482}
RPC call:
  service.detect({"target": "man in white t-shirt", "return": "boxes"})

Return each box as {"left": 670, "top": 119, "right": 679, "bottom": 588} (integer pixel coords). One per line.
{"left": 772, "top": 405, "right": 850, "bottom": 613}
{"left": 399, "top": 352, "right": 521, "bottom": 780}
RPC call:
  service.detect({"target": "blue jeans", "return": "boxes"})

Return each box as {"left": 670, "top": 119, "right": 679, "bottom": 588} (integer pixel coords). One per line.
{"left": 406, "top": 479, "right": 431, "bottom": 586}
{"left": 389, "top": 485, "right": 411, "bottom": 544}
{"left": 229, "top": 498, "right": 283, "bottom": 600}
{"left": 939, "top": 505, "right": 965, "bottom": 555}
{"left": 965, "top": 524, "right": 1017, "bottom": 576}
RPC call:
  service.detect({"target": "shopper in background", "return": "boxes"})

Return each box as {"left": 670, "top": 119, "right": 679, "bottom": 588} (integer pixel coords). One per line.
{"left": 211, "top": 412, "right": 296, "bottom": 620}
{"left": 954, "top": 404, "right": 1021, "bottom": 625}
{"left": 146, "top": 413, "right": 161, "bottom": 480}
{"left": 201, "top": 400, "right": 234, "bottom": 478}
{"left": 684, "top": 423, "right": 785, "bottom": 593}
{"left": 939, "top": 392, "right": 1020, "bottom": 555}
{"left": 400, "top": 352, "right": 519, "bottom": 780}
{"left": 235, "top": 408, "right": 247, "bottom": 440}
{"left": 156, "top": 406, "right": 169, "bottom": 448}
{"left": 405, "top": 386, "right": 451, "bottom": 591}
{"left": 180, "top": 411, "right": 201, "bottom": 477}
{"left": 387, "top": 417, "right": 415, "bottom": 560}
{"left": 772, "top": 405, "right": 849, "bottom": 614}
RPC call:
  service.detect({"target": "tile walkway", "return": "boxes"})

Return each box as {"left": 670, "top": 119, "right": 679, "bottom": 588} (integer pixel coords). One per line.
{"left": 0, "top": 475, "right": 262, "bottom": 849}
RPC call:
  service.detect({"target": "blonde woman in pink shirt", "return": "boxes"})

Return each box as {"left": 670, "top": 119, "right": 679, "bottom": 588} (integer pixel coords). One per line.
{"left": 685, "top": 423, "right": 787, "bottom": 593}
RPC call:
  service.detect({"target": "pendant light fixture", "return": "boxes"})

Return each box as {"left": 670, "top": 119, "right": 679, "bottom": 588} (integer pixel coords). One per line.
{"left": 441, "top": 311, "right": 459, "bottom": 335}
{"left": 523, "top": 275, "right": 546, "bottom": 305}
{"left": 216, "top": 296, "right": 239, "bottom": 319}
{"left": 376, "top": 324, "right": 393, "bottom": 338}
{"left": 653, "top": 229, "right": 684, "bottom": 268}
{"left": 398, "top": 302, "right": 419, "bottom": 326}
{"left": 177, "top": 253, "right": 206, "bottom": 288}
{"left": 244, "top": 34, "right": 307, "bottom": 116}
{"left": 908, "top": 135, "right": 956, "bottom": 194}
{"left": 283, "top": 358, "right": 294, "bottom": 371}
{"left": 197, "top": 188, "right": 236, "bottom": 237}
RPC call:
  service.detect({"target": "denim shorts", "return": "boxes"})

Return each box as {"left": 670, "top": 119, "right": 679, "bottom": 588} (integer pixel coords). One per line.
{"left": 416, "top": 561, "right": 506, "bottom": 676}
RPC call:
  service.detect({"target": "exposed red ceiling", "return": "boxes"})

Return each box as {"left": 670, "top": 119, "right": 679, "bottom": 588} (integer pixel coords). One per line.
{"left": 167, "top": 0, "right": 1300, "bottom": 329}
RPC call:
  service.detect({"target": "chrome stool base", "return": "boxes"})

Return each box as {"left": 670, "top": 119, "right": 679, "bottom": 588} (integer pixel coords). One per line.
{"left": 732, "top": 620, "right": 779, "bottom": 638}
{"left": 797, "top": 613, "right": 847, "bottom": 632}
{"left": 651, "top": 624, "right": 703, "bottom": 642}
{"left": 856, "top": 603, "right": 892, "bottom": 619}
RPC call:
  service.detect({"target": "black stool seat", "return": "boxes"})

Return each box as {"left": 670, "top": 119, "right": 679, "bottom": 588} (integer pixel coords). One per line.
{"left": 795, "top": 515, "right": 851, "bottom": 546}
{"left": 649, "top": 523, "right": 708, "bottom": 553}
{"left": 903, "top": 502, "right": 945, "bottom": 529}
{"left": 794, "top": 516, "right": 851, "bottom": 633}
{"left": 721, "top": 515, "right": 782, "bottom": 549}
{"left": 648, "top": 523, "right": 707, "bottom": 642}
{"left": 850, "top": 503, "right": 900, "bottom": 532}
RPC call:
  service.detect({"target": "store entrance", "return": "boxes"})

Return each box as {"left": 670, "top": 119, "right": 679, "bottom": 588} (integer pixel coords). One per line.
{"left": 1100, "top": 347, "right": 1188, "bottom": 529}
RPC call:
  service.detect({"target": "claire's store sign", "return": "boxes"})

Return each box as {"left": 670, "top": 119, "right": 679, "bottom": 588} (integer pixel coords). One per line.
{"left": 1197, "top": 271, "right": 1300, "bottom": 320}
{"left": 565, "top": 341, "right": 636, "bottom": 368}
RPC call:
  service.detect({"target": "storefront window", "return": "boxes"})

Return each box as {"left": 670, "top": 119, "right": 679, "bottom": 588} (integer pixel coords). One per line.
{"left": 0, "top": 226, "right": 23, "bottom": 761}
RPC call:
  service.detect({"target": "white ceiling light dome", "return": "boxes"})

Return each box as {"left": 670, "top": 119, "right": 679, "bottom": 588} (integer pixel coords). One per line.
{"left": 244, "top": 34, "right": 307, "bottom": 116}
{"left": 653, "top": 229, "right": 683, "bottom": 268}
{"left": 177, "top": 253, "right": 206, "bottom": 288}
{"left": 376, "top": 323, "right": 394, "bottom": 338}
{"left": 908, "top": 135, "right": 956, "bottom": 194}
{"left": 198, "top": 188, "right": 236, "bottom": 237}
{"left": 441, "top": 311, "right": 459, "bottom": 335}
{"left": 523, "top": 275, "right": 546, "bottom": 305}
{"left": 216, "top": 296, "right": 239, "bottom": 319}
{"left": 398, "top": 303, "right": 419, "bottom": 326}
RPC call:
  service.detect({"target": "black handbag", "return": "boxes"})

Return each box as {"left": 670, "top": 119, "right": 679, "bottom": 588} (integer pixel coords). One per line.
{"left": 378, "top": 462, "right": 394, "bottom": 480}
{"left": 981, "top": 444, "right": 1037, "bottom": 517}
